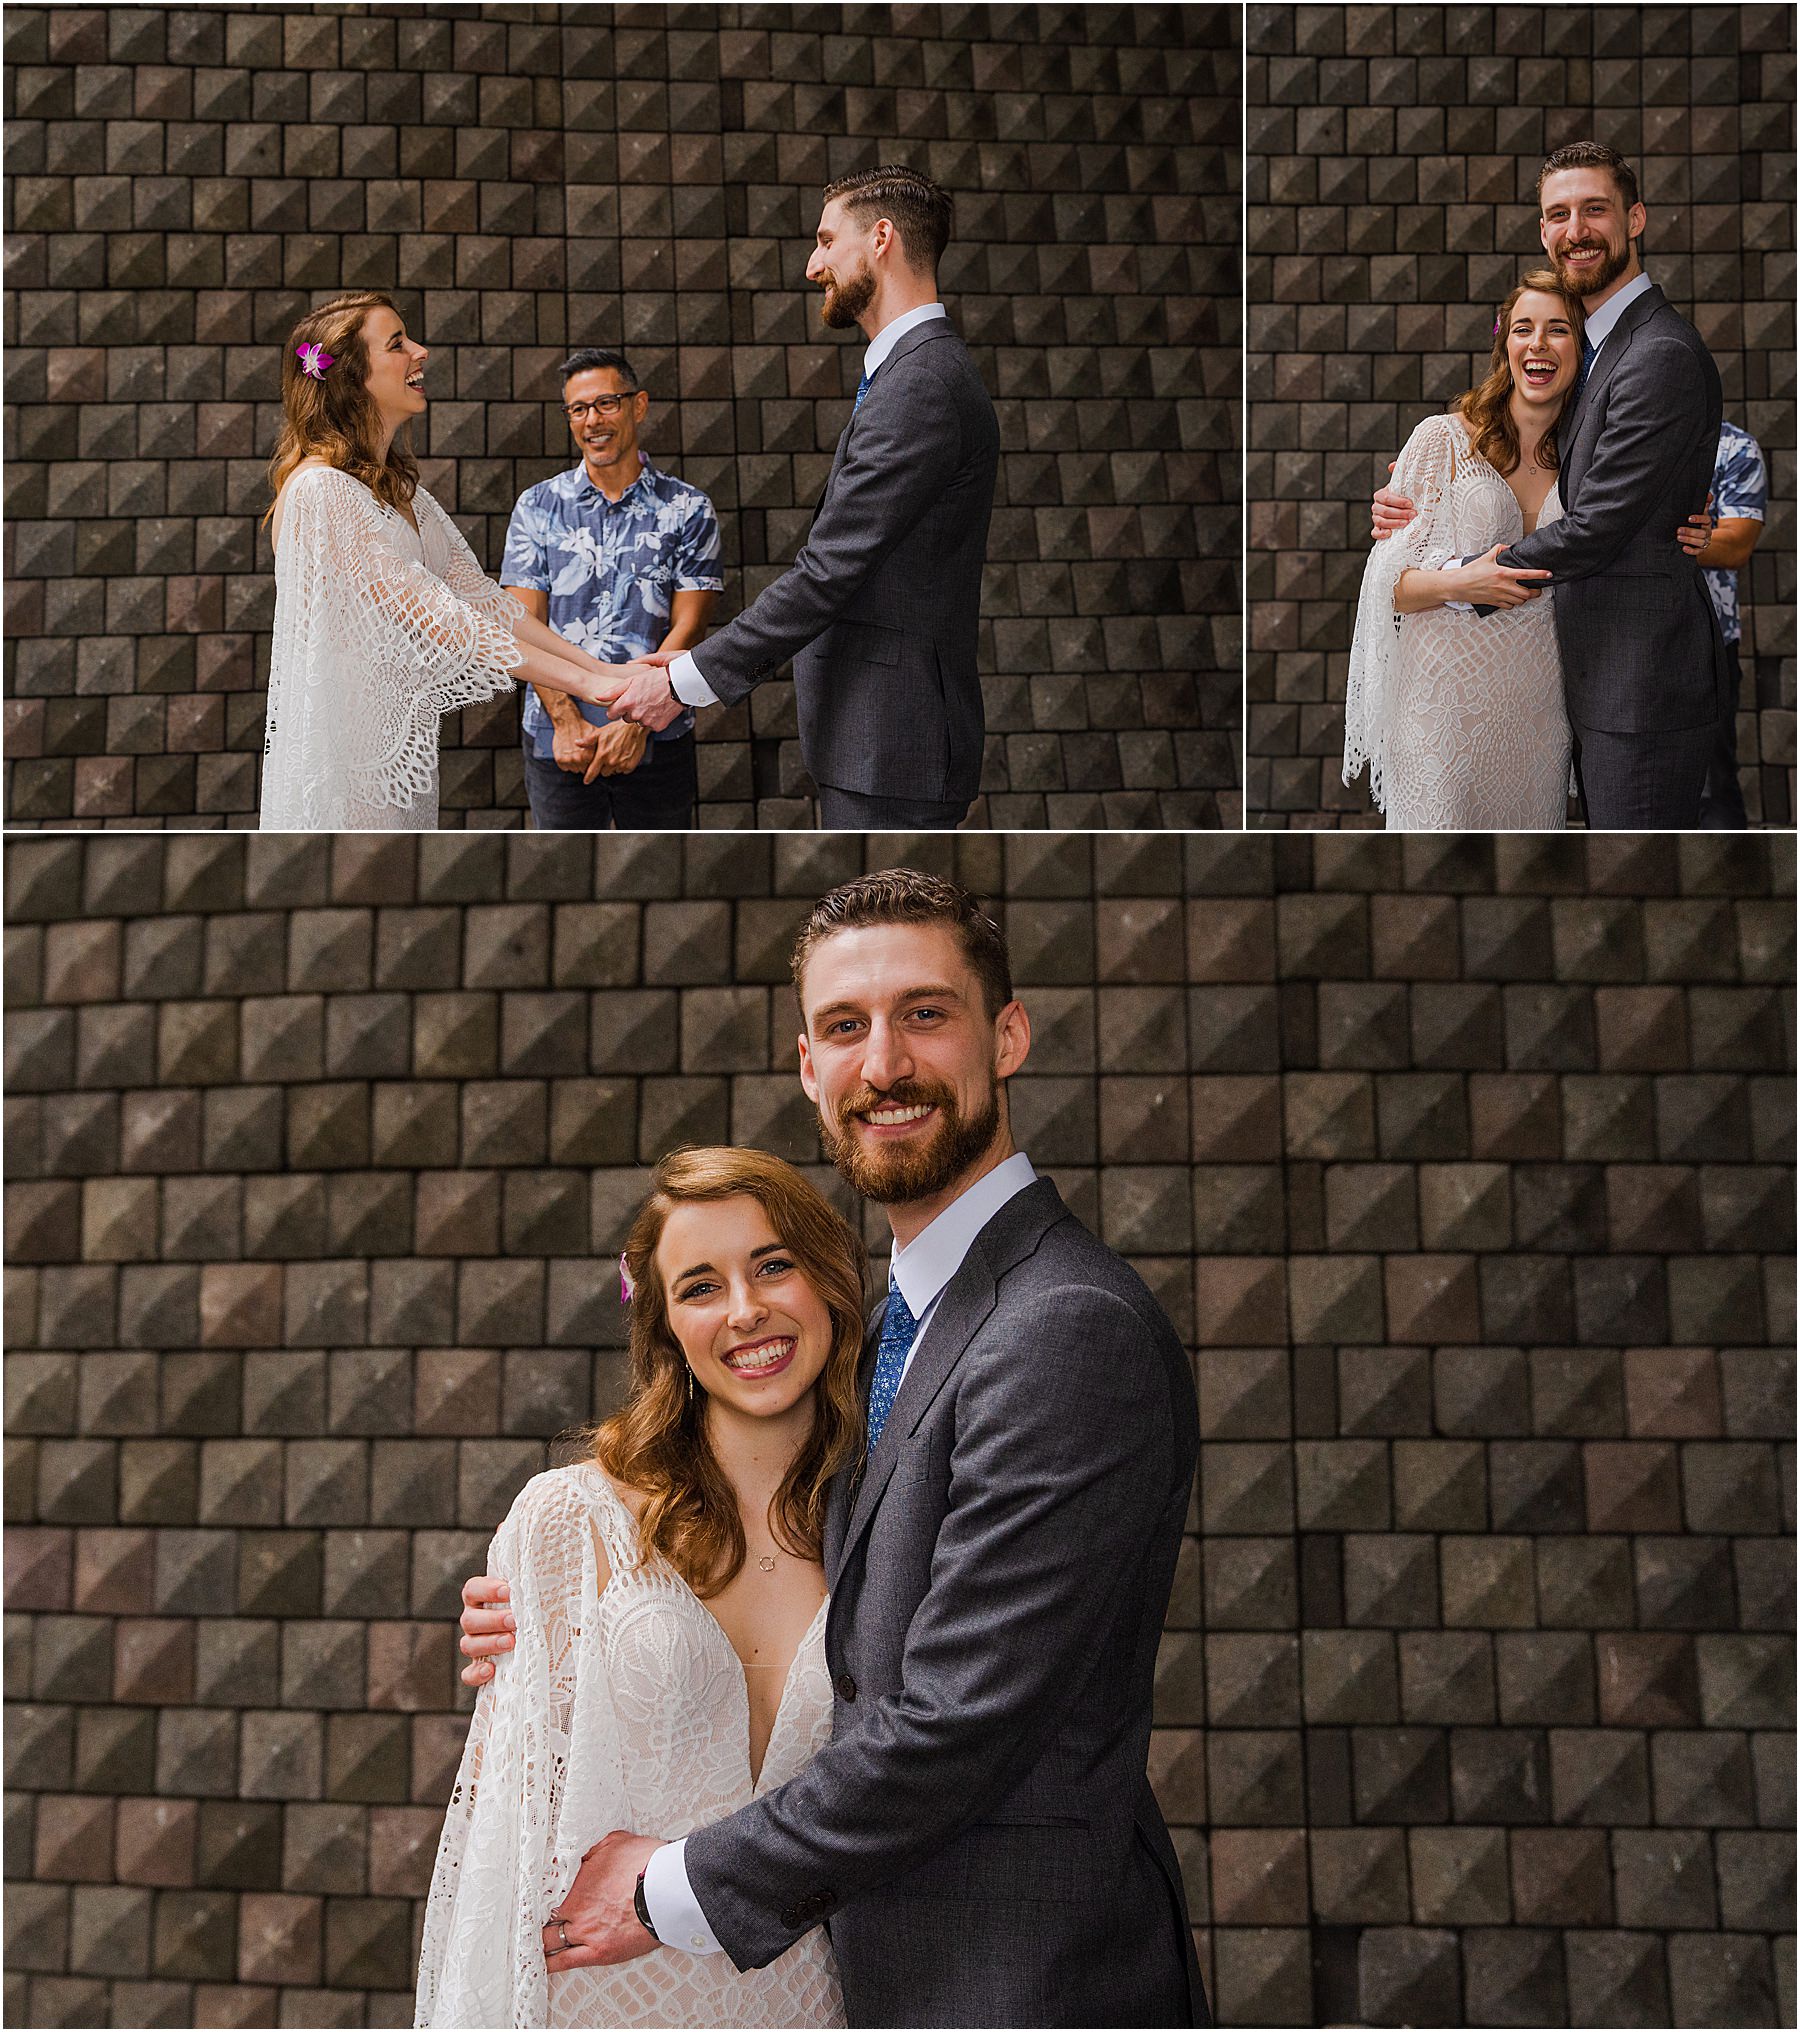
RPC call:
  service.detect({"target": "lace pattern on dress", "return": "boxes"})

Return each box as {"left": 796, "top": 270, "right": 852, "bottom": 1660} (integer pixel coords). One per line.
{"left": 415, "top": 1466, "right": 843, "bottom": 2030}
{"left": 1344, "top": 412, "right": 1572, "bottom": 831}
{"left": 261, "top": 467, "right": 524, "bottom": 830}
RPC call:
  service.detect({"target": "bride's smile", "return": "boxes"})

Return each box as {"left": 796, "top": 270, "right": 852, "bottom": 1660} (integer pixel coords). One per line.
{"left": 660, "top": 1195, "right": 836, "bottom": 1421}
{"left": 1504, "top": 291, "right": 1578, "bottom": 410}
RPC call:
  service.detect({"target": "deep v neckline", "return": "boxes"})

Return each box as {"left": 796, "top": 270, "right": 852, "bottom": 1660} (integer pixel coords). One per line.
{"left": 680, "top": 1583, "right": 829, "bottom": 1791}
{"left": 586, "top": 1469, "right": 827, "bottom": 1791}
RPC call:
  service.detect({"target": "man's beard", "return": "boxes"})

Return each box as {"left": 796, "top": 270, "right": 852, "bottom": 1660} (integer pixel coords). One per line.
{"left": 818, "top": 1078, "right": 1001, "bottom": 1206}
{"left": 819, "top": 266, "right": 876, "bottom": 330}
{"left": 1552, "top": 236, "right": 1632, "bottom": 299}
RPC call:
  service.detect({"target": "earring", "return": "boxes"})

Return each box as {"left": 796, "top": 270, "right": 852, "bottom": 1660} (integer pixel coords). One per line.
{"left": 686, "top": 1367, "right": 697, "bottom": 1405}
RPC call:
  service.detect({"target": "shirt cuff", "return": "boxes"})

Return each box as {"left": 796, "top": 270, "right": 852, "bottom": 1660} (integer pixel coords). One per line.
{"left": 1441, "top": 557, "right": 1476, "bottom": 612}
{"left": 641, "top": 1838, "right": 724, "bottom": 1955}
{"left": 668, "top": 650, "right": 720, "bottom": 710}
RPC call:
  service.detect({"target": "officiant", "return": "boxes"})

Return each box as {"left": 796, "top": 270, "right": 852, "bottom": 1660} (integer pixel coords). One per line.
{"left": 501, "top": 348, "right": 723, "bottom": 830}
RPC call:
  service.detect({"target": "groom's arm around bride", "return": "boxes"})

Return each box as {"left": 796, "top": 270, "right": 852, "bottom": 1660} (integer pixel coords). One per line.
{"left": 608, "top": 166, "right": 1001, "bottom": 830}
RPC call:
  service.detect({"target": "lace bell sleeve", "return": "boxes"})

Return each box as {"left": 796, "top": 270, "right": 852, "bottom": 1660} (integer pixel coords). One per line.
{"left": 1343, "top": 414, "right": 1458, "bottom": 809}
{"left": 416, "top": 486, "right": 535, "bottom": 634}
{"left": 415, "top": 1473, "right": 624, "bottom": 2030}
{"left": 261, "top": 468, "right": 527, "bottom": 826}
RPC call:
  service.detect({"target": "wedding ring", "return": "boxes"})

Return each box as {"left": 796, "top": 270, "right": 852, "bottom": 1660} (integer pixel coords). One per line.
{"left": 557, "top": 1920, "right": 571, "bottom": 1951}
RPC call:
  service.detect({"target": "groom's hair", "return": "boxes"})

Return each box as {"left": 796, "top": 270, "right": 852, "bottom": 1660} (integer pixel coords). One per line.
{"left": 560, "top": 347, "right": 639, "bottom": 391}
{"left": 1537, "top": 142, "right": 1639, "bottom": 212}
{"left": 820, "top": 165, "right": 953, "bottom": 272}
{"left": 792, "top": 869, "right": 1012, "bottom": 1022}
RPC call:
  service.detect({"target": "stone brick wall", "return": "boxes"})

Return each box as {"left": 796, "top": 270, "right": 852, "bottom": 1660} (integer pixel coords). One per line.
{"left": 3, "top": 2, "right": 1241, "bottom": 831}
{"left": 5, "top": 831, "right": 1794, "bottom": 2028}
{"left": 1245, "top": 2, "right": 1796, "bottom": 827}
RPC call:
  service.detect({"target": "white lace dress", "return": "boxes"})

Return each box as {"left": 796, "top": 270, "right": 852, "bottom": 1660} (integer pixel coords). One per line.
{"left": 261, "top": 466, "right": 525, "bottom": 830}
{"left": 415, "top": 1464, "right": 844, "bottom": 2030}
{"left": 1344, "top": 410, "right": 1572, "bottom": 830}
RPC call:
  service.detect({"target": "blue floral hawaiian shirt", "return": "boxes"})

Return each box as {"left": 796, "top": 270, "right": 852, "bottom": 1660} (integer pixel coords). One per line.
{"left": 1703, "top": 421, "right": 1766, "bottom": 647}
{"left": 501, "top": 459, "right": 723, "bottom": 759}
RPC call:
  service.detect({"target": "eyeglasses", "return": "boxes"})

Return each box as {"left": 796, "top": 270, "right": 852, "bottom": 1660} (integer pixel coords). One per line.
{"left": 562, "top": 395, "right": 635, "bottom": 420}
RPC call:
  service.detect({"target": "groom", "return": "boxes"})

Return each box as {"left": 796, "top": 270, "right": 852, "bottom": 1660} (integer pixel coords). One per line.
{"left": 604, "top": 167, "right": 1001, "bottom": 831}
{"left": 458, "top": 870, "right": 1208, "bottom": 2027}
{"left": 1373, "top": 141, "right": 1728, "bottom": 828}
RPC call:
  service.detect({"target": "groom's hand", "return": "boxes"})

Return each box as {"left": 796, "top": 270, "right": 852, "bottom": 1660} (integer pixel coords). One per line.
{"left": 609, "top": 659, "right": 685, "bottom": 733}
{"left": 458, "top": 1574, "right": 513, "bottom": 1686}
{"left": 1372, "top": 463, "right": 1416, "bottom": 540}
{"left": 543, "top": 1832, "right": 662, "bottom": 1971}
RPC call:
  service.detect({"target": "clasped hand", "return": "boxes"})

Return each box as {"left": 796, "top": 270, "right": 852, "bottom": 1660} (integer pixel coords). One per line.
{"left": 606, "top": 650, "right": 684, "bottom": 733}
{"left": 1452, "top": 542, "right": 1551, "bottom": 607}
{"left": 553, "top": 717, "right": 648, "bottom": 784}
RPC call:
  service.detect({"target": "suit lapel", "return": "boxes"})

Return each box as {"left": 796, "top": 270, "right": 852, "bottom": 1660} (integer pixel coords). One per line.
{"left": 825, "top": 1306, "right": 884, "bottom": 1576}
{"left": 808, "top": 316, "right": 957, "bottom": 528}
{"left": 1563, "top": 283, "right": 1665, "bottom": 500}
{"left": 827, "top": 1177, "right": 1067, "bottom": 1591}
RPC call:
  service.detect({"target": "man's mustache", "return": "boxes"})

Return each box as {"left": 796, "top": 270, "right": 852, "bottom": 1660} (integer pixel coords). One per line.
{"left": 833, "top": 1080, "right": 955, "bottom": 1126}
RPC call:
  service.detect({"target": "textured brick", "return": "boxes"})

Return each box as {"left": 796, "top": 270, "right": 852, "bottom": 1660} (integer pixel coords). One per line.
{"left": 5, "top": 828, "right": 1794, "bottom": 2028}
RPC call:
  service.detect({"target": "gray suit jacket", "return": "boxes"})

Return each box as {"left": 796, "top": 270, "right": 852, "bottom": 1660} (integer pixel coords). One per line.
{"left": 1494, "top": 282, "right": 1729, "bottom": 734}
{"left": 683, "top": 1179, "right": 1207, "bottom": 2028}
{"left": 690, "top": 315, "right": 999, "bottom": 802}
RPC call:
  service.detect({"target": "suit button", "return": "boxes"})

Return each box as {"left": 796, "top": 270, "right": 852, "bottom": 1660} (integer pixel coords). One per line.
{"left": 835, "top": 1672, "right": 856, "bottom": 1702}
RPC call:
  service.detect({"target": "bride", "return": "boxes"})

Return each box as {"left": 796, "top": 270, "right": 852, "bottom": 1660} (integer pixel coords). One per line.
{"left": 1344, "top": 271, "right": 1714, "bottom": 830}
{"left": 260, "top": 291, "right": 644, "bottom": 830}
{"left": 415, "top": 1146, "right": 867, "bottom": 2029}
{"left": 1343, "top": 270, "right": 1580, "bottom": 829}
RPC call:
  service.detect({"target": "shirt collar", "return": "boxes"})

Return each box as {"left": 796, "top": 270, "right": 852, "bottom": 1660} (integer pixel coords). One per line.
{"left": 1583, "top": 269, "right": 1653, "bottom": 354}
{"left": 888, "top": 1150, "right": 1037, "bottom": 1323}
{"left": 575, "top": 457, "right": 653, "bottom": 507}
{"left": 864, "top": 301, "right": 947, "bottom": 381}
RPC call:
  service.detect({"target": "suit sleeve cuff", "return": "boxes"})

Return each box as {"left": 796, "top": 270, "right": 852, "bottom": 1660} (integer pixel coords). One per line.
{"left": 668, "top": 650, "right": 720, "bottom": 710}
{"left": 642, "top": 1838, "right": 724, "bottom": 1955}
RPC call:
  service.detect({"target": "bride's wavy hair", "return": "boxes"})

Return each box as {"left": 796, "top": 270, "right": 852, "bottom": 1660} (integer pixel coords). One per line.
{"left": 591, "top": 1147, "right": 870, "bottom": 1599}
{"left": 262, "top": 291, "right": 419, "bottom": 526}
{"left": 1455, "top": 269, "right": 1586, "bottom": 478}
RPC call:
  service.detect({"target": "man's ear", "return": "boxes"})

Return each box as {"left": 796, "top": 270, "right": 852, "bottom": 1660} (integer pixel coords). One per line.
{"left": 993, "top": 999, "right": 1031, "bottom": 1082}
{"left": 797, "top": 1031, "right": 820, "bottom": 1103}
{"left": 1627, "top": 200, "right": 1647, "bottom": 246}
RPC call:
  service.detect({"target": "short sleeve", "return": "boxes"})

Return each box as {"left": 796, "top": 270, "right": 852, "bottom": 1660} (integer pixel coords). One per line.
{"left": 673, "top": 489, "right": 725, "bottom": 593}
{"left": 1713, "top": 431, "right": 1768, "bottom": 523}
{"left": 502, "top": 487, "right": 553, "bottom": 591}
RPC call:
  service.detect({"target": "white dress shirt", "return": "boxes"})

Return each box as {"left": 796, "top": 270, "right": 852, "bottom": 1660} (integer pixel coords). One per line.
{"left": 667, "top": 302, "right": 949, "bottom": 710}
{"left": 1579, "top": 267, "right": 1653, "bottom": 362}
{"left": 642, "top": 1147, "right": 1037, "bottom": 1953}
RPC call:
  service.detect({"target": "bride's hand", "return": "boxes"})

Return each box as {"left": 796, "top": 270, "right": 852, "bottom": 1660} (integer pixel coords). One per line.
{"left": 459, "top": 1574, "right": 514, "bottom": 1686}
{"left": 1676, "top": 494, "right": 1715, "bottom": 557}
{"left": 1452, "top": 542, "right": 1553, "bottom": 608}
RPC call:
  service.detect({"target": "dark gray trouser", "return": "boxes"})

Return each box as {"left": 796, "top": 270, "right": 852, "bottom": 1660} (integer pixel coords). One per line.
{"left": 817, "top": 783, "right": 970, "bottom": 830}
{"left": 1570, "top": 717, "right": 1714, "bottom": 830}
{"left": 1698, "top": 642, "right": 1750, "bottom": 830}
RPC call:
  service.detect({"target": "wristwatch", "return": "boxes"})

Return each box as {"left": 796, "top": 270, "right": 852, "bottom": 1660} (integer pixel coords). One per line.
{"left": 633, "top": 1868, "right": 661, "bottom": 1943}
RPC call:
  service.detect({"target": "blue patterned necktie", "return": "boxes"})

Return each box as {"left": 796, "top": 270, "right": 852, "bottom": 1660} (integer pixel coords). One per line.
{"left": 1573, "top": 335, "right": 1597, "bottom": 404}
{"left": 854, "top": 371, "right": 872, "bottom": 412}
{"left": 865, "top": 1277, "right": 918, "bottom": 1452}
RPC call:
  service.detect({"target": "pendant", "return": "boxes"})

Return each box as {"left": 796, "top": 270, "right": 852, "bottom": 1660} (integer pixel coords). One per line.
{"left": 758, "top": 1556, "right": 776, "bottom": 1573}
